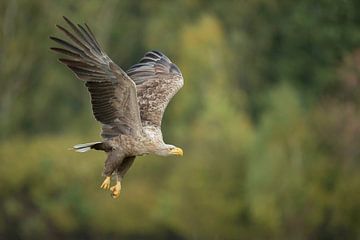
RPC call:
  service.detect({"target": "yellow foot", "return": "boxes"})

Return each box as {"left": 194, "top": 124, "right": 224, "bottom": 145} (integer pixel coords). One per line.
{"left": 100, "top": 176, "right": 111, "bottom": 190}
{"left": 110, "top": 181, "right": 121, "bottom": 199}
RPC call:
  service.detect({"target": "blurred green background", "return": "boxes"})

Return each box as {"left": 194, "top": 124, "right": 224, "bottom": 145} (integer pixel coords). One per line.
{"left": 1, "top": 0, "right": 360, "bottom": 239}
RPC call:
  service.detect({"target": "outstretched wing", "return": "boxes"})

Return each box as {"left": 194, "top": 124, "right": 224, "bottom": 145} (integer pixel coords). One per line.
{"left": 50, "top": 16, "right": 142, "bottom": 138}
{"left": 126, "top": 51, "right": 184, "bottom": 127}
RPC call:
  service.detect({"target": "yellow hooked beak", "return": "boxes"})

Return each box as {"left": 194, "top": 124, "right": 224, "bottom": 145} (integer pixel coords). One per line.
{"left": 170, "top": 147, "right": 183, "bottom": 156}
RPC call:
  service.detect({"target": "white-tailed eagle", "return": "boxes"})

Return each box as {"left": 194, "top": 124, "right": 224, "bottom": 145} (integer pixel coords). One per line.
{"left": 50, "top": 17, "right": 184, "bottom": 198}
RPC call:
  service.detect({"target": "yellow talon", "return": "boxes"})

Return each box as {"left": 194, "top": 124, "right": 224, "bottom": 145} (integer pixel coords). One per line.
{"left": 100, "top": 176, "right": 111, "bottom": 190}
{"left": 110, "top": 181, "right": 121, "bottom": 199}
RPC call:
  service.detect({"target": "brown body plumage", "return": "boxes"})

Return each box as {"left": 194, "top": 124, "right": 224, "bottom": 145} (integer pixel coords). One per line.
{"left": 50, "top": 17, "right": 184, "bottom": 198}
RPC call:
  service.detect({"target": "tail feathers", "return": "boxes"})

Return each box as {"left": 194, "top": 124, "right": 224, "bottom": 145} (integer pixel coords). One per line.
{"left": 72, "top": 142, "right": 102, "bottom": 152}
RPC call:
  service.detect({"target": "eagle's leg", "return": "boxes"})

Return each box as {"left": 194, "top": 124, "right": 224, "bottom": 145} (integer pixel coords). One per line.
{"left": 110, "top": 177, "right": 121, "bottom": 199}
{"left": 110, "top": 156, "right": 135, "bottom": 199}
{"left": 100, "top": 176, "right": 111, "bottom": 189}
{"left": 101, "top": 151, "right": 124, "bottom": 191}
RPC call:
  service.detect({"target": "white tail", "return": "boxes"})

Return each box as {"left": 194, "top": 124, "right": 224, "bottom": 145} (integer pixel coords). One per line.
{"left": 72, "top": 142, "right": 102, "bottom": 153}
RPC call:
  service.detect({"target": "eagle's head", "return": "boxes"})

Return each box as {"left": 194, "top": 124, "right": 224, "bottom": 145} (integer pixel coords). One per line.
{"left": 155, "top": 144, "right": 183, "bottom": 157}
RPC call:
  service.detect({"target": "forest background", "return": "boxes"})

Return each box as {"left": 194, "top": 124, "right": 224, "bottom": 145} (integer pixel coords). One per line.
{"left": 0, "top": 0, "right": 359, "bottom": 239}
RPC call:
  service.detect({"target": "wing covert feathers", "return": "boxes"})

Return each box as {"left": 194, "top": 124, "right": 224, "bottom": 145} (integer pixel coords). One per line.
{"left": 126, "top": 51, "right": 184, "bottom": 127}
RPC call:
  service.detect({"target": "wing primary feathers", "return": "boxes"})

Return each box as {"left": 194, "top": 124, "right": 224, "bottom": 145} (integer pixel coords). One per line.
{"left": 56, "top": 24, "right": 90, "bottom": 51}
{"left": 143, "top": 53, "right": 159, "bottom": 60}
{"left": 151, "top": 50, "right": 163, "bottom": 56}
{"left": 50, "top": 47, "right": 81, "bottom": 58}
{"left": 85, "top": 23, "right": 102, "bottom": 51}
{"left": 51, "top": 16, "right": 143, "bottom": 137}
{"left": 77, "top": 24, "right": 102, "bottom": 54}
{"left": 62, "top": 16, "right": 98, "bottom": 53}
{"left": 66, "top": 66, "right": 105, "bottom": 77}
{"left": 58, "top": 58, "right": 97, "bottom": 69}
{"left": 49, "top": 36, "right": 85, "bottom": 56}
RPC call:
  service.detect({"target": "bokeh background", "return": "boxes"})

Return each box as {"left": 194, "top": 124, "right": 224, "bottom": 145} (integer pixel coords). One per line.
{"left": 1, "top": 0, "right": 360, "bottom": 239}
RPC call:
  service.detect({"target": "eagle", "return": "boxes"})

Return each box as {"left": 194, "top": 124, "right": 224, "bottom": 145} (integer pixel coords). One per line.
{"left": 50, "top": 17, "right": 184, "bottom": 198}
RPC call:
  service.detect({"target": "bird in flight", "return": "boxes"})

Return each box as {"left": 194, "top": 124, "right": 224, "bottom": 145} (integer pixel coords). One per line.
{"left": 50, "top": 17, "right": 184, "bottom": 199}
